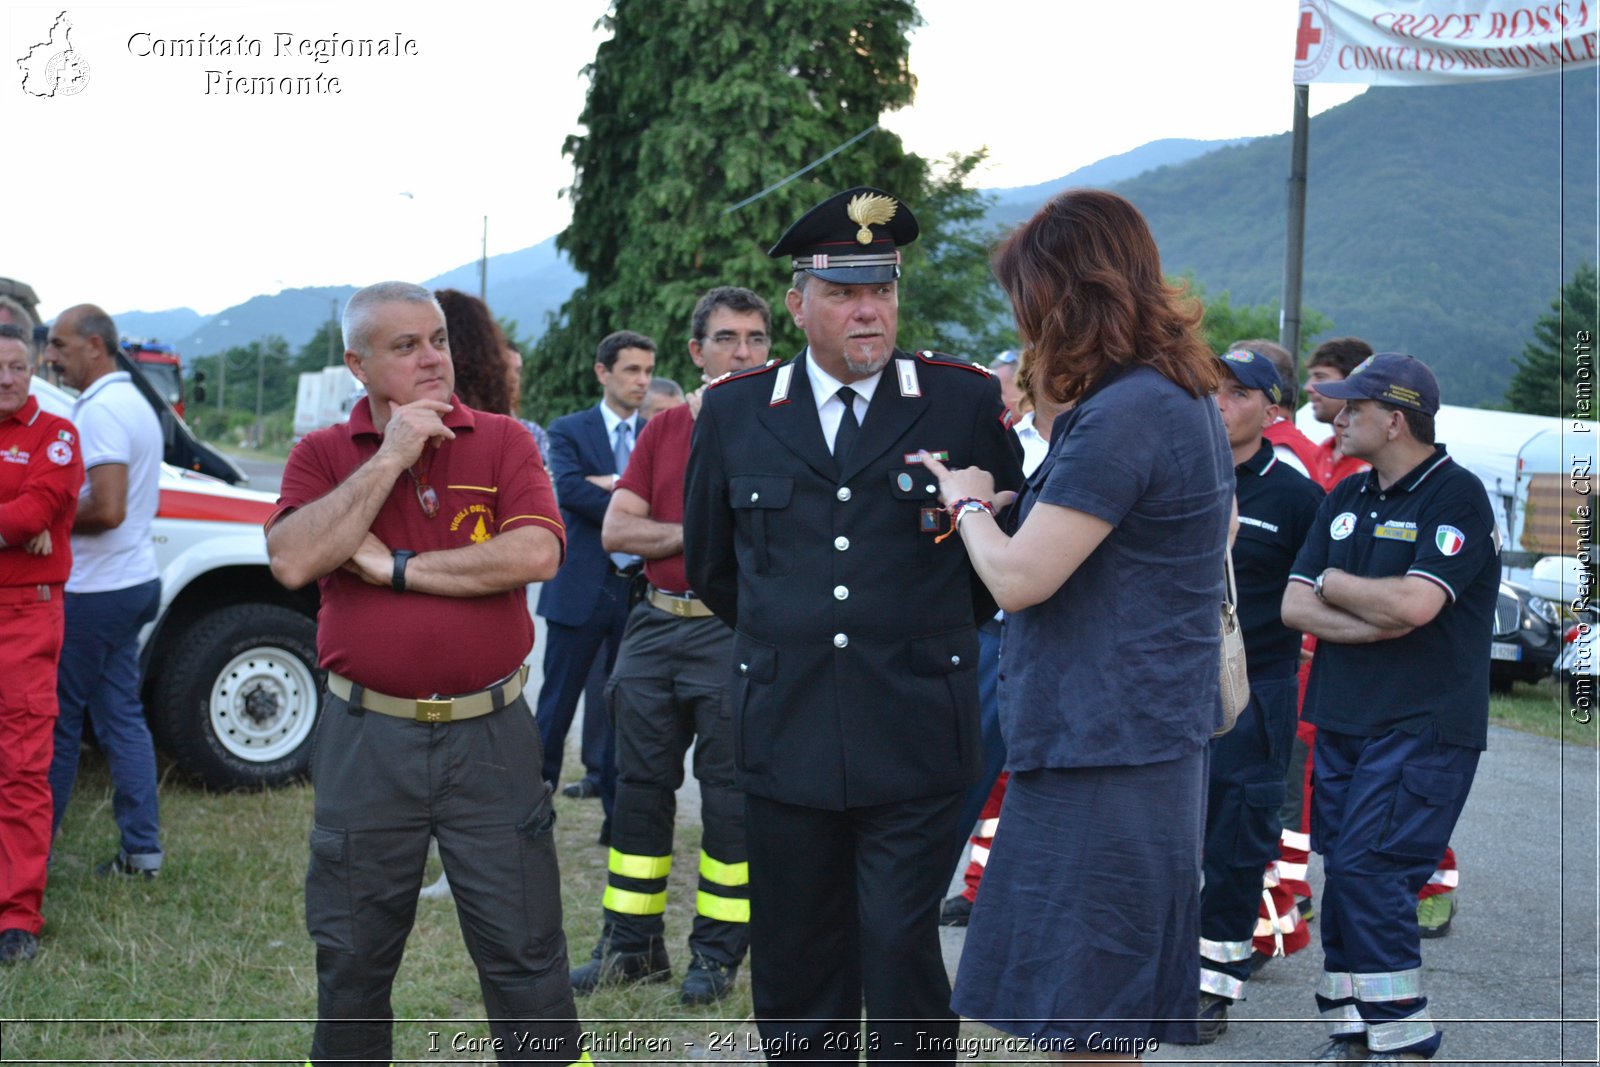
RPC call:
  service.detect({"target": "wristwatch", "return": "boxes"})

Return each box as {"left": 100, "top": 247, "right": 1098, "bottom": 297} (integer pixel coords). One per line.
{"left": 392, "top": 549, "right": 417, "bottom": 593}
{"left": 1313, "top": 569, "right": 1330, "bottom": 602}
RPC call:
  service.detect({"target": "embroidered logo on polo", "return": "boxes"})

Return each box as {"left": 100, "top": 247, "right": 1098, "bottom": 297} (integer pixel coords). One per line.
{"left": 1374, "top": 521, "right": 1417, "bottom": 542}
{"left": 449, "top": 503, "right": 495, "bottom": 543}
{"left": 46, "top": 441, "right": 72, "bottom": 466}
{"left": 1435, "top": 525, "right": 1466, "bottom": 556}
{"left": 1330, "top": 512, "right": 1357, "bottom": 540}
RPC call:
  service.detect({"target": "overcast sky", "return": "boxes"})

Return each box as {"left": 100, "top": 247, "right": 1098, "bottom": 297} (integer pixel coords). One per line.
{"left": 8, "top": 1, "right": 1363, "bottom": 320}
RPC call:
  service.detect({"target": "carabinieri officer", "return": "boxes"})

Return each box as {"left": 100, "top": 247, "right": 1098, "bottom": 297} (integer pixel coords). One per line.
{"left": 683, "top": 186, "right": 1023, "bottom": 1062}
{"left": 1281, "top": 353, "right": 1497, "bottom": 1064}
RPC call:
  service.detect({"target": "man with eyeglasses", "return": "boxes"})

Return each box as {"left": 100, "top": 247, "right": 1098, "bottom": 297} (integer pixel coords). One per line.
{"left": 265, "top": 281, "right": 584, "bottom": 1067}
{"left": 568, "top": 286, "right": 770, "bottom": 1005}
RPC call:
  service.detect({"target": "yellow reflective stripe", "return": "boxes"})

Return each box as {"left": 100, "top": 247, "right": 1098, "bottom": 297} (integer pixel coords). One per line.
{"left": 698, "top": 851, "right": 749, "bottom": 887}
{"left": 604, "top": 885, "right": 668, "bottom": 915}
{"left": 696, "top": 889, "right": 750, "bottom": 923}
{"left": 568, "top": 1053, "right": 594, "bottom": 1066}
{"left": 608, "top": 848, "right": 672, "bottom": 880}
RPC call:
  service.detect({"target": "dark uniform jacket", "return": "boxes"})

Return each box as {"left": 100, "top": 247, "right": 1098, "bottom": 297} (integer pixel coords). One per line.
{"left": 684, "top": 349, "right": 1024, "bottom": 810}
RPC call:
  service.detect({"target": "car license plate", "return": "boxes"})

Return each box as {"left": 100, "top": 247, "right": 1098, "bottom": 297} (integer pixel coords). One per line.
{"left": 1491, "top": 641, "right": 1522, "bottom": 662}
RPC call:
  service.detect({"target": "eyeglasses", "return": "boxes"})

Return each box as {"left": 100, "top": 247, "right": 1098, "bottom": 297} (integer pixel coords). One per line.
{"left": 702, "top": 331, "right": 771, "bottom": 351}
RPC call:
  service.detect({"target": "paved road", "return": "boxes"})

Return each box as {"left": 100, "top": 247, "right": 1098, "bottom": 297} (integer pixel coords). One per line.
{"left": 937, "top": 723, "right": 1598, "bottom": 1066}
{"left": 225, "top": 451, "right": 285, "bottom": 495}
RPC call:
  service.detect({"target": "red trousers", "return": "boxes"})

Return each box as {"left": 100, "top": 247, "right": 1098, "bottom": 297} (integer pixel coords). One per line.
{"left": 958, "top": 772, "right": 1008, "bottom": 903}
{"left": 0, "top": 587, "right": 65, "bottom": 935}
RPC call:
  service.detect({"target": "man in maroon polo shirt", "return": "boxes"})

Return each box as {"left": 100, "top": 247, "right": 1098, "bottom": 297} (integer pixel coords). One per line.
{"left": 0, "top": 323, "right": 84, "bottom": 965}
{"left": 265, "top": 281, "right": 582, "bottom": 1067}
{"left": 567, "top": 286, "right": 771, "bottom": 1006}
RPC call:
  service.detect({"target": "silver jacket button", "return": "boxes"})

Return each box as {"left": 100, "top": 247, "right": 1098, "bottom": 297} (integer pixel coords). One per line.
{"left": 833, "top": 633, "right": 849, "bottom": 649}
{"left": 836, "top": 486, "right": 852, "bottom": 501}
{"left": 834, "top": 536, "right": 849, "bottom": 551}
{"left": 834, "top": 585, "right": 849, "bottom": 600}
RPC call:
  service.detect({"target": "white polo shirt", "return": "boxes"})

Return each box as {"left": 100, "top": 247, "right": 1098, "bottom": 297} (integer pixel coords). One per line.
{"left": 68, "top": 372, "right": 161, "bottom": 593}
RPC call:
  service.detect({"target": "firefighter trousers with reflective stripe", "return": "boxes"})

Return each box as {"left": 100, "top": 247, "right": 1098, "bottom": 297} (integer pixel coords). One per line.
{"left": 1200, "top": 673, "right": 1297, "bottom": 998}
{"left": 306, "top": 692, "right": 583, "bottom": 1066}
{"left": 1310, "top": 723, "right": 1480, "bottom": 1058}
{"left": 600, "top": 605, "right": 748, "bottom": 965}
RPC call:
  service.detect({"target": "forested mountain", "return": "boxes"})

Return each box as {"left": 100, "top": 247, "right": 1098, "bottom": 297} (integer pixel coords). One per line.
{"left": 1100, "top": 71, "right": 1595, "bottom": 407}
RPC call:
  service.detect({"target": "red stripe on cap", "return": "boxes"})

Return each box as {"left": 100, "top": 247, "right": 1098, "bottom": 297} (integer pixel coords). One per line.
{"left": 159, "top": 489, "right": 277, "bottom": 525}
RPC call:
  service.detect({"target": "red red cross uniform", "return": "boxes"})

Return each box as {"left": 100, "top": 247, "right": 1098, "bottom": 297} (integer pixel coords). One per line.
{"left": 0, "top": 395, "right": 84, "bottom": 936}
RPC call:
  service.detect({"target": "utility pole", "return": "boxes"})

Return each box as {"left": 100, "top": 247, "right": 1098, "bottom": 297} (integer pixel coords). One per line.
{"left": 328, "top": 298, "right": 339, "bottom": 366}
{"left": 254, "top": 342, "right": 266, "bottom": 448}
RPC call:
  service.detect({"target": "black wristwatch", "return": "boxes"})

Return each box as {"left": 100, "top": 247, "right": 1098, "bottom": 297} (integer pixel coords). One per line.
{"left": 391, "top": 549, "right": 417, "bottom": 593}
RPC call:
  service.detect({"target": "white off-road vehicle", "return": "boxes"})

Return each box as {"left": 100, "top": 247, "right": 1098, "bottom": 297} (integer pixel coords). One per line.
{"left": 35, "top": 375, "right": 321, "bottom": 790}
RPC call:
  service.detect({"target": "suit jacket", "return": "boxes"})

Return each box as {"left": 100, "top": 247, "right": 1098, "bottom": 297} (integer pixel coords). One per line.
{"left": 684, "top": 349, "right": 1024, "bottom": 809}
{"left": 536, "top": 404, "right": 638, "bottom": 627}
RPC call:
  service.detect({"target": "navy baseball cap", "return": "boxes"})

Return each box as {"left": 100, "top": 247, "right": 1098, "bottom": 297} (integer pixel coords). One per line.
{"left": 1217, "top": 349, "right": 1284, "bottom": 406}
{"left": 1310, "top": 352, "right": 1440, "bottom": 415}
{"left": 770, "top": 187, "right": 919, "bottom": 284}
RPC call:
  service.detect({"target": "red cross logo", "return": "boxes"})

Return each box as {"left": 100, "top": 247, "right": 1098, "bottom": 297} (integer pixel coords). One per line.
{"left": 1296, "top": 9, "right": 1324, "bottom": 61}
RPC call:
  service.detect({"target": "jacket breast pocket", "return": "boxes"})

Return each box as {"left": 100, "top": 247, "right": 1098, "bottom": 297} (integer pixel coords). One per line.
{"left": 729, "top": 475, "right": 793, "bottom": 576}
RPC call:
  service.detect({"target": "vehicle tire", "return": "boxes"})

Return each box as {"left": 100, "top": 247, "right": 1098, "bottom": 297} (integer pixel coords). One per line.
{"left": 149, "top": 603, "right": 321, "bottom": 790}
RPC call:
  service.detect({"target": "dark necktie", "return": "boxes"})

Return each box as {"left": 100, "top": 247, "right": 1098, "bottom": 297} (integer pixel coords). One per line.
{"left": 834, "top": 386, "right": 860, "bottom": 461}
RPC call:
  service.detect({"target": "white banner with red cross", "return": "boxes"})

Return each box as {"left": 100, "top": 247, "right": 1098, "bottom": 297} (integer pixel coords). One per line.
{"left": 1295, "top": 0, "right": 1598, "bottom": 83}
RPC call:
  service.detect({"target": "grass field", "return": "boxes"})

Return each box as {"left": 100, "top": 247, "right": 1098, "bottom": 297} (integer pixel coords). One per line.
{"left": 2, "top": 747, "right": 760, "bottom": 1065}
{"left": 3, "top": 679, "right": 1589, "bottom": 1064}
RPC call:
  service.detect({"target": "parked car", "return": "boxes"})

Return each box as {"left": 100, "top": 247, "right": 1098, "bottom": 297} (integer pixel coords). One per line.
{"left": 34, "top": 375, "right": 321, "bottom": 789}
{"left": 1490, "top": 579, "right": 1563, "bottom": 691}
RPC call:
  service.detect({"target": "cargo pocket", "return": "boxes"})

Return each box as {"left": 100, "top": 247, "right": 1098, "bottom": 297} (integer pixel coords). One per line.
{"left": 515, "top": 786, "right": 564, "bottom": 954}
{"left": 1233, "top": 780, "right": 1287, "bottom": 868}
{"left": 729, "top": 475, "right": 793, "bottom": 576}
{"left": 304, "top": 825, "right": 354, "bottom": 952}
{"left": 1375, "top": 763, "right": 1467, "bottom": 862}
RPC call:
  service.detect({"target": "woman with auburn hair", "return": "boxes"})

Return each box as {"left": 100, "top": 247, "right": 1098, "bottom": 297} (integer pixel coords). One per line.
{"left": 435, "top": 288, "right": 513, "bottom": 417}
{"left": 921, "top": 189, "right": 1231, "bottom": 1060}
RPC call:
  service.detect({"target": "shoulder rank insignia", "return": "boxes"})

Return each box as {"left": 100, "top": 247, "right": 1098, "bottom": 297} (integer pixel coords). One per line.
{"left": 768, "top": 362, "right": 794, "bottom": 406}
{"left": 916, "top": 350, "right": 992, "bottom": 376}
{"left": 705, "top": 359, "right": 781, "bottom": 390}
{"left": 895, "top": 357, "right": 921, "bottom": 397}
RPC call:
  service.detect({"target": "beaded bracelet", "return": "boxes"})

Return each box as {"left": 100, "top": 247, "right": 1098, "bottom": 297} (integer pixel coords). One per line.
{"left": 934, "top": 497, "right": 996, "bottom": 543}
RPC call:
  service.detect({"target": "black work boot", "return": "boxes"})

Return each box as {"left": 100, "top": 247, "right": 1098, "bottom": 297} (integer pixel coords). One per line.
{"left": 679, "top": 953, "right": 738, "bottom": 1005}
{"left": 569, "top": 931, "right": 670, "bottom": 995}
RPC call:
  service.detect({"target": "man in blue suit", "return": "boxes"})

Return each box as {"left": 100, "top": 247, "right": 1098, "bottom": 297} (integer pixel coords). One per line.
{"left": 535, "top": 330, "right": 655, "bottom": 843}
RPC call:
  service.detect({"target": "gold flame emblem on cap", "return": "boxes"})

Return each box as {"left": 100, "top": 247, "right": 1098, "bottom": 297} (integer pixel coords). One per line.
{"left": 846, "top": 192, "right": 897, "bottom": 245}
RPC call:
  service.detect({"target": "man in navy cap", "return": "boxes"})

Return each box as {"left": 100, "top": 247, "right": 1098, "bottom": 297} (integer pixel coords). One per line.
{"left": 1191, "top": 349, "right": 1323, "bottom": 1042}
{"left": 1282, "top": 354, "right": 1496, "bottom": 1063}
{"left": 684, "top": 187, "right": 1022, "bottom": 1061}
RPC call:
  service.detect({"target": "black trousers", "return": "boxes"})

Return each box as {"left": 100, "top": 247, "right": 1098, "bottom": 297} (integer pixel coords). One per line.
{"left": 1199, "top": 672, "right": 1298, "bottom": 997}
{"left": 603, "top": 603, "right": 748, "bottom": 963}
{"left": 746, "top": 791, "right": 963, "bottom": 1063}
{"left": 305, "top": 692, "right": 582, "bottom": 1066}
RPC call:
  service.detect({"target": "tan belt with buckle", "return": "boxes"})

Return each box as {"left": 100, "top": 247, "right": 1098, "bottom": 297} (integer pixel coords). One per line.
{"left": 647, "top": 586, "right": 715, "bottom": 619}
{"left": 326, "top": 664, "right": 530, "bottom": 723}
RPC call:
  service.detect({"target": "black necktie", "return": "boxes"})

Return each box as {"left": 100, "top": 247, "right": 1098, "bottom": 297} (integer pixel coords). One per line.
{"left": 834, "top": 386, "right": 860, "bottom": 461}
